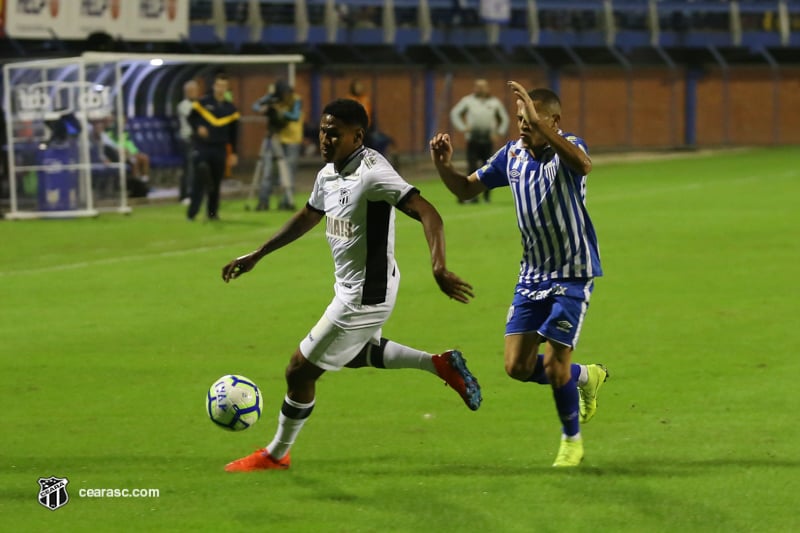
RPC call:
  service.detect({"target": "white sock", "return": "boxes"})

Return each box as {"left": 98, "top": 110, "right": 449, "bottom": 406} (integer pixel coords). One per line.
{"left": 373, "top": 340, "right": 436, "bottom": 374}
{"left": 576, "top": 365, "right": 589, "bottom": 386}
{"left": 563, "top": 432, "right": 582, "bottom": 442}
{"left": 265, "top": 395, "right": 314, "bottom": 460}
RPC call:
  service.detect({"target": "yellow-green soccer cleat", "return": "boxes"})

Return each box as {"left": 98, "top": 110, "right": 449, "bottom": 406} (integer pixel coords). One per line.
{"left": 553, "top": 437, "right": 584, "bottom": 467}
{"left": 578, "top": 364, "right": 609, "bottom": 424}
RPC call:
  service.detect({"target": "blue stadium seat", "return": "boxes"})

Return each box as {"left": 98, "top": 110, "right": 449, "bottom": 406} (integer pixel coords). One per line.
{"left": 128, "top": 117, "right": 183, "bottom": 169}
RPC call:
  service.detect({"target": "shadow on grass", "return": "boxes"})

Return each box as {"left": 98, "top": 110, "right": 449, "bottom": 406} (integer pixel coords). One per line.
{"left": 7, "top": 451, "right": 799, "bottom": 475}
{"left": 306, "top": 455, "right": 800, "bottom": 479}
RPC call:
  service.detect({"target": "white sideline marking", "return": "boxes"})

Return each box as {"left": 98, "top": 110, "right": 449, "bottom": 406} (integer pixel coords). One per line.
{"left": 0, "top": 209, "right": 506, "bottom": 277}
{"left": 0, "top": 244, "right": 243, "bottom": 277}
{"left": 1, "top": 170, "right": 794, "bottom": 278}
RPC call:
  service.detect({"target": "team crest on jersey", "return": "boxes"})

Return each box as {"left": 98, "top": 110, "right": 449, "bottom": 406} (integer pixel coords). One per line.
{"left": 338, "top": 188, "right": 351, "bottom": 206}
{"left": 542, "top": 160, "right": 558, "bottom": 182}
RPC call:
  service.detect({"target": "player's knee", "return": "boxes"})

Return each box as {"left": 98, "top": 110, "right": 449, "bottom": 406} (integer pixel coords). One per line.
{"left": 284, "top": 351, "right": 323, "bottom": 389}
{"left": 504, "top": 360, "right": 531, "bottom": 381}
{"left": 284, "top": 365, "right": 311, "bottom": 392}
{"left": 284, "top": 354, "right": 306, "bottom": 385}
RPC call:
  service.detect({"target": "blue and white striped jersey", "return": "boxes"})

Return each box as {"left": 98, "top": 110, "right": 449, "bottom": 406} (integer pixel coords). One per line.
{"left": 476, "top": 133, "right": 602, "bottom": 284}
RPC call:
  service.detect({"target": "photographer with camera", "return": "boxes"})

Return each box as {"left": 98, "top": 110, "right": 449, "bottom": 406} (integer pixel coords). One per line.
{"left": 252, "top": 79, "right": 303, "bottom": 211}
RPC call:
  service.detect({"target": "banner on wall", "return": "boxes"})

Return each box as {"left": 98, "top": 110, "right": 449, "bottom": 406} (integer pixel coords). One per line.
{"left": 127, "top": 0, "right": 187, "bottom": 41}
{"left": 4, "top": 0, "right": 188, "bottom": 41}
{"left": 480, "top": 0, "right": 511, "bottom": 24}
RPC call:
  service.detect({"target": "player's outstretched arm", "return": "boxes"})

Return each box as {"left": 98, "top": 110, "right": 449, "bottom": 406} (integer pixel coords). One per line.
{"left": 396, "top": 192, "right": 474, "bottom": 304}
{"left": 221, "top": 205, "right": 324, "bottom": 282}
{"left": 429, "top": 133, "right": 488, "bottom": 202}
{"left": 508, "top": 81, "right": 592, "bottom": 176}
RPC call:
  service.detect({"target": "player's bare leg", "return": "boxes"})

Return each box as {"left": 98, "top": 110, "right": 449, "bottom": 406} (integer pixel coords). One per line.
{"left": 503, "top": 334, "right": 584, "bottom": 466}
{"left": 505, "top": 333, "right": 608, "bottom": 423}
{"left": 504, "top": 332, "right": 541, "bottom": 381}
{"left": 225, "top": 350, "right": 323, "bottom": 472}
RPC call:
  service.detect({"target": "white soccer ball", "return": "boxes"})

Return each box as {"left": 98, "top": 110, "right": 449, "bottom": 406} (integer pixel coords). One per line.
{"left": 206, "top": 374, "right": 263, "bottom": 431}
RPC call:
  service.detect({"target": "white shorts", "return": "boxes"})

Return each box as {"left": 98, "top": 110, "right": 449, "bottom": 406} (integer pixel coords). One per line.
{"left": 299, "top": 272, "right": 399, "bottom": 371}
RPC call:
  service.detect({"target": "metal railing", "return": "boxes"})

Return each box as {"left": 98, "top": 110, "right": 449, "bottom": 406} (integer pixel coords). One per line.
{"left": 188, "top": 0, "right": 800, "bottom": 48}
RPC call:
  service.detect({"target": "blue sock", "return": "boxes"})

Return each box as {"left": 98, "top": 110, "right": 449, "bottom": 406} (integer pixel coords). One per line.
{"left": 552, "top": 377, "right": 580, "bottom": 437}
{"left": 526, "top": 354, "right": 582, "bottom": 385}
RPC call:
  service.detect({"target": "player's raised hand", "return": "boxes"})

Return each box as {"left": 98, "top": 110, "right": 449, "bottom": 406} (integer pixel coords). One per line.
{"left": 221, "top": 253, "right": 258, "bottom": 282}
{"left": 508, "top": 81, "right": 540, "bottom": 127}
{"left": 433, "top": 268, "right": 475, "bottom": 304}
{"left": 429, "top": 133, "right": 453, "bottom": 165}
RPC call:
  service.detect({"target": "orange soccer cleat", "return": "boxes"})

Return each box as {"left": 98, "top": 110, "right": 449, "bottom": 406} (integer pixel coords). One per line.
{"left": 431, "top": 350, "right": 482, "bottom": 411}
{"left": 224, "top": 449, "right": 291, "bottom": 472}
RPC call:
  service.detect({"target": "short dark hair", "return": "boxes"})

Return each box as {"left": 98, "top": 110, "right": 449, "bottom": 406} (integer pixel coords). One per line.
{"left": 527, "top": 88, "right": 561, "bottom": 115}
{"left": 322, "top": 98, "right": 369, "bottom": 132}
{"left": 214, "top": 72, "right": 229, "bottom": 82}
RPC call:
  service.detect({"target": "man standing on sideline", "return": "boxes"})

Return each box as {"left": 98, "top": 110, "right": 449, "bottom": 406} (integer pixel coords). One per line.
{"left": 431, "top": 82, "right": 608, "bottom": 467}
{"left": 221, "top": 99, "right": 481, "bottom": 472}
{"left": 449, "top": 79, "right": 509, "bottom": 203}
{"left": 177, "top": 79, "right": 198, "bottom": 204}
{"left": 187, "top": 72, "right": 239, "bottom": 221}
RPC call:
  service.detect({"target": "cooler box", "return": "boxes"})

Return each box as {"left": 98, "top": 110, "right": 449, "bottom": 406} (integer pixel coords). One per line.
{"left": 37, "top": 142, "right": 80, "bottom": 211}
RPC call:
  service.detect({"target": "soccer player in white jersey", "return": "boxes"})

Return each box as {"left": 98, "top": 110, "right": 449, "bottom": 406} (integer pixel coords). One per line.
{"left": 221, "top": 99, "right": 482, "bottom": 472}
{"left": 430, "top": 82, "right": 608, "bottom": 467}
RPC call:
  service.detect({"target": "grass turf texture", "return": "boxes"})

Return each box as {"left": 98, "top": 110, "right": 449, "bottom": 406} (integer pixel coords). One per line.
{"left": 1, "top": 147, "right": 798, "bottom": 532}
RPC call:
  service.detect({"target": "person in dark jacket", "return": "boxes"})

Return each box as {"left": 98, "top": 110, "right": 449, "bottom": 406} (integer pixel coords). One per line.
{"left": 187, "top": 73, "right": 240, "bottom": 221}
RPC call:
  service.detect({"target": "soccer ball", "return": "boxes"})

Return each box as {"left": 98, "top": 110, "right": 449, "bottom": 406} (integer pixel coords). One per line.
{"left": 206, "top": 374, "right": 263, "bottom": 431}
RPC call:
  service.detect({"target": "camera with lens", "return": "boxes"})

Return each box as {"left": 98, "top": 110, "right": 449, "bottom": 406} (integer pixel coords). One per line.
{"left": 259, "top": 80, "right": 291, "bottom": 132}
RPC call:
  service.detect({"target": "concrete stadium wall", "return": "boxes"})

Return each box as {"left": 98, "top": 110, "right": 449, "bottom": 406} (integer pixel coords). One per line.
{"left": 226, "top": 65, "right": 800, "bottom": 160}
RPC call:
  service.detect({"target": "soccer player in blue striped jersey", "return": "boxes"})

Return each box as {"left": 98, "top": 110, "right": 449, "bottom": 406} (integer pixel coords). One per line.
{"left": 431, "top": 82, "right": 608, "bottom": 466}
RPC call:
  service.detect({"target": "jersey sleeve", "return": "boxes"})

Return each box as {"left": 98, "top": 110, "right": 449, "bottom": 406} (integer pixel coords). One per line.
{"left": 563, "top": 133, "right": 589, "bottom": 155}
{"left": 475, "top": 144, "right": 510, "bottom": 189}
{"left": 307, "top": 173, "right": 326, "bottom": 213}
{"left": 364, "top": 159, "right": 416, "bottom": 206}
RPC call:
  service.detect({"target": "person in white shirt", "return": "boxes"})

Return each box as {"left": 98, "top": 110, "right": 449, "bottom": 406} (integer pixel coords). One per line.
{"left": 176, "top": 80, "right": 198, "bottom": 203}
{"left": 449, "top": 79, "right": 509, "bottom": 203}
{"left": 220, "top": 98, "right": 482, "bottom": 472}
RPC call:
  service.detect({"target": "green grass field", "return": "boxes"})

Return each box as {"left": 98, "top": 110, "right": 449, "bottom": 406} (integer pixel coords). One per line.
{"left": 2, "top": 147, "right": 799, "bottom": 532}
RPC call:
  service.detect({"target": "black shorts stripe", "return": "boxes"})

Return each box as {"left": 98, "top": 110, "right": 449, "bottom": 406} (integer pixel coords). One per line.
{"left": 361, "top": 200, "right": 392, "bottom": 305}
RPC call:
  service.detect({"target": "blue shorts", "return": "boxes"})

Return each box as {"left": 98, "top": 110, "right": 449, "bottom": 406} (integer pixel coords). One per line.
{"left": 505, "top": 279, "right": 594, "bottom": 348}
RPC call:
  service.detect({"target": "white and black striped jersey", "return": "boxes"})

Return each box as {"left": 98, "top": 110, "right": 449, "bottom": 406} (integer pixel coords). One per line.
{"left": 307, "top": 147, "right": 418, "bottom": 306}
